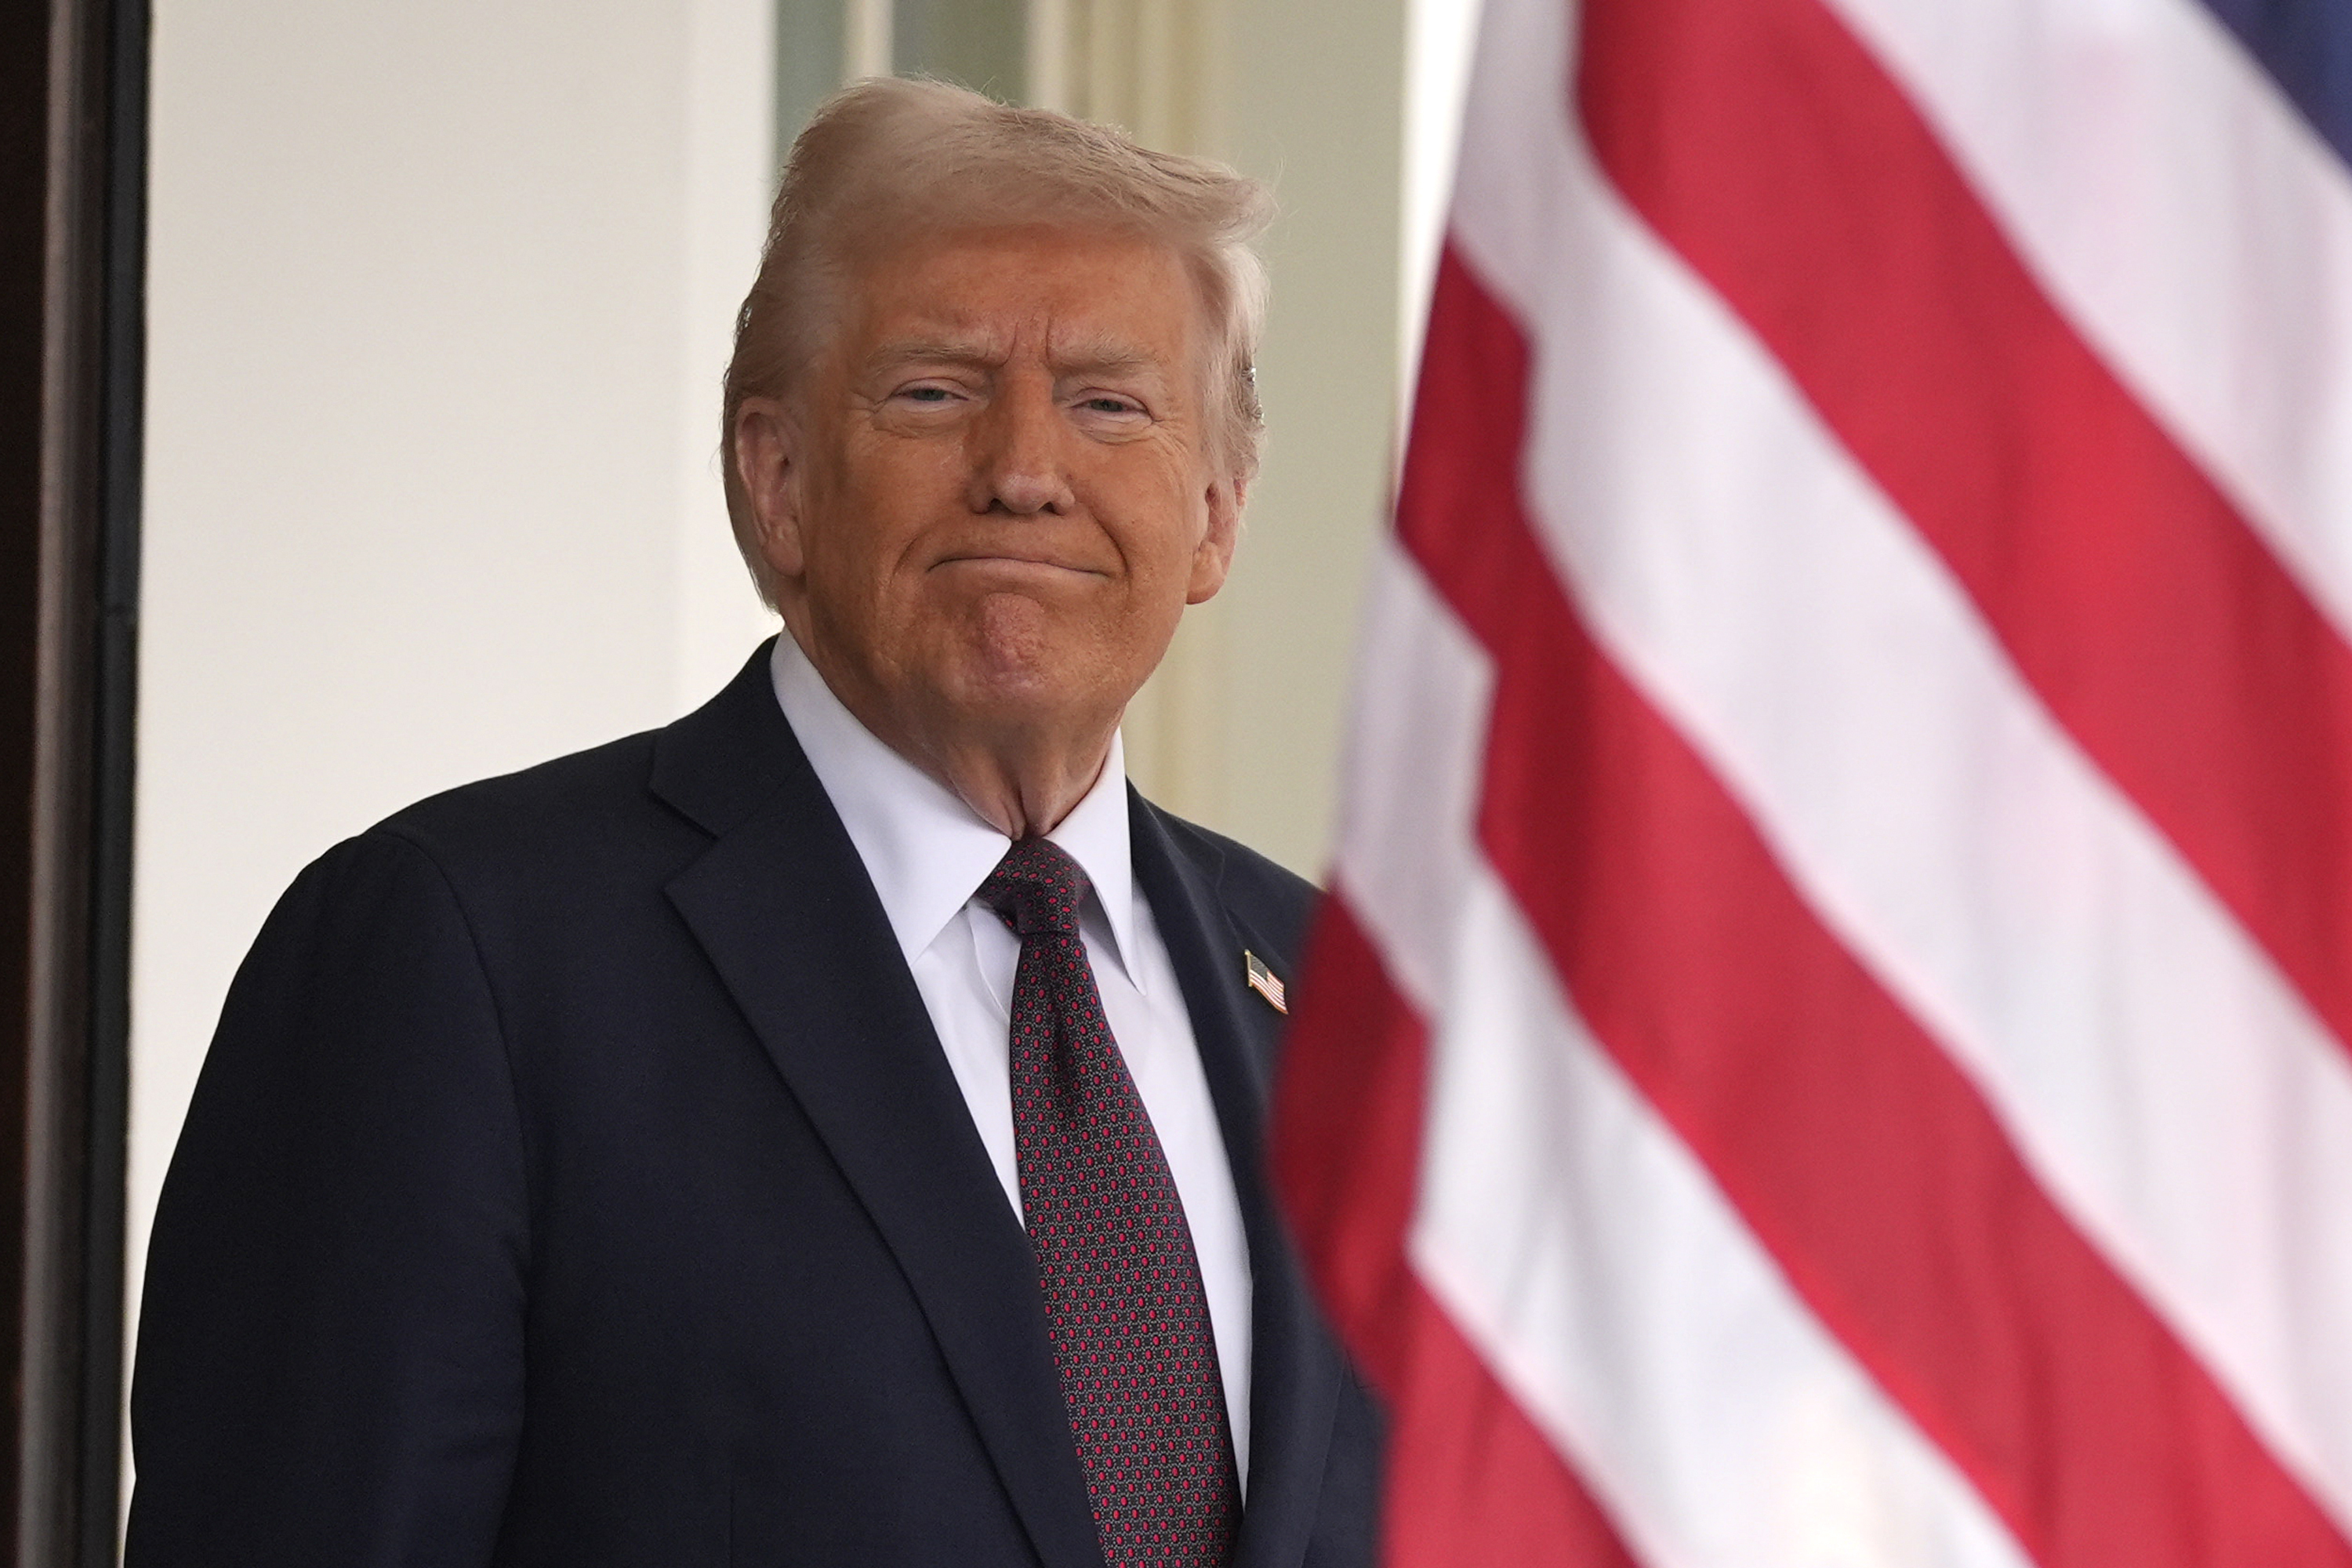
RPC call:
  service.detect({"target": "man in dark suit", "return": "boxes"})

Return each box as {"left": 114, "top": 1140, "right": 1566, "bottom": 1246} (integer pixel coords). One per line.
{"left": 126, "top": 75, "right": 1381, "bottom": 1567}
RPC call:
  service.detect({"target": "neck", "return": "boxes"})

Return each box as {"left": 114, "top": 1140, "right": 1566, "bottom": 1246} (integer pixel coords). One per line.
{"left": 924, "top": 728, "right": 1114, "bottom": 840}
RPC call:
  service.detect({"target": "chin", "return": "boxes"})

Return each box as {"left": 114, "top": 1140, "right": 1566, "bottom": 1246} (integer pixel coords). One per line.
{"left": 908, "top": 596, "right": 1145, "bottom": 733}
{"left": 935, "top": 647, "right": 1134, "bottom": 737}
{"left": 949, "top": 602, "right": 1077, "bottom": 694}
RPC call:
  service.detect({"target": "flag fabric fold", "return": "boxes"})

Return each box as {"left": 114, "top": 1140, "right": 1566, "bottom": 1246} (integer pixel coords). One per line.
{"left": 1275, "top": 0, "right": 2352, "bottom": 1563}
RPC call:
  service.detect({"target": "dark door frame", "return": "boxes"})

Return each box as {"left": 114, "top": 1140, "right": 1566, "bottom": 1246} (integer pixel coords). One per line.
{"left": 3, "top": 0, "right": 147, "bottom": 1560}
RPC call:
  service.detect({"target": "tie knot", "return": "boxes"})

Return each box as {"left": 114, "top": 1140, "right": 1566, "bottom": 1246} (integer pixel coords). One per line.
{"left": 980, "top": 837, "right": 1090, "bottom": 938}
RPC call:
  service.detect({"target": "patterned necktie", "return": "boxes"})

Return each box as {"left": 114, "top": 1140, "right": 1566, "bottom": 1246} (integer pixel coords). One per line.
{"left": 979, "top": 837, "right": 1241, "bottom": 1568}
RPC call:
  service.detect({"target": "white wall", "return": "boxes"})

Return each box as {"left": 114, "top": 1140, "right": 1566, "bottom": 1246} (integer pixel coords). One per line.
{"left": 130, "top": 0, "right": 778, "bottom": 1490}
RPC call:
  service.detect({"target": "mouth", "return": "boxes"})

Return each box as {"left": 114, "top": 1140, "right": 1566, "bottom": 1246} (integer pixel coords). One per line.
{"left": 932, "top": 554, "right": 1107, "bottom": 581}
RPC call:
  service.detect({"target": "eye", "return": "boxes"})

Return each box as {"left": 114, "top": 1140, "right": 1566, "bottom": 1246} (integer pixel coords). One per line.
{"left": 1079, "top": 394, "right": 1145, "bottom": 417}
{"left": 898, "top": 385, "right": 958, "bottom": 404}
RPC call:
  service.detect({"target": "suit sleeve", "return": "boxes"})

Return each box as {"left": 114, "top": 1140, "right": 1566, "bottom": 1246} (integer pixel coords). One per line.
{"left": 126, "top": 830, "right": 530, "bottom": 1567}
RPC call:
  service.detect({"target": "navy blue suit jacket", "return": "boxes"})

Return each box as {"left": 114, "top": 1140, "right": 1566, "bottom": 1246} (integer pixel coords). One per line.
{"left": 126, "top": 642, "right": 1382, "bottom": 1566}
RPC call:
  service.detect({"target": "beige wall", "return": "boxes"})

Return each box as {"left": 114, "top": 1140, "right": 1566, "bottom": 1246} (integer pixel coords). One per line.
{"left": 1210, "top": 0, "right": 1406, "bottom": 873}
{"left": 127, "top": 0, "right": 1439, "bottom": 1510}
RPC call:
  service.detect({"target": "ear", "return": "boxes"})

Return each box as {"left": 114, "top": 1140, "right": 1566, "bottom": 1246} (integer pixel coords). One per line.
{"left": 733, "top": 397, "right": 807, "bottom": 583}
{"left": 1185, "top": 471, "right": 1245, "bottom": 605}
{"left": 1185, "top": 472, "right": 1245, "bottom": 605}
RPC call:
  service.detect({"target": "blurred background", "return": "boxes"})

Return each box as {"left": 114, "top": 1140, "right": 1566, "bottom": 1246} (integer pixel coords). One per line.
{"left": 127, "top": 0, "right": 1480, "bottom": 1521}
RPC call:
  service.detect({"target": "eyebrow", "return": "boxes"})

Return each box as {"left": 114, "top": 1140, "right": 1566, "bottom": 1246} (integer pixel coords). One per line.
{"left": 1048, "top": 332, "right": 1167, "bottom": 380}
{"left": 865, "top": 336, "right": 1005, "bottom": 374}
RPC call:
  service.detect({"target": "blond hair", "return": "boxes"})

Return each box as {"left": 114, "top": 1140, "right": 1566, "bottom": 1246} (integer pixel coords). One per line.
{"left": 720, "top": 76, "right": 1274, "bottom": 607}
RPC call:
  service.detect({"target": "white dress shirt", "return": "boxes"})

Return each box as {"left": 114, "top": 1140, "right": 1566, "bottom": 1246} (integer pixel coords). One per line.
{"left": 769, "top": 635, "right": 1254, "bottom": 1483}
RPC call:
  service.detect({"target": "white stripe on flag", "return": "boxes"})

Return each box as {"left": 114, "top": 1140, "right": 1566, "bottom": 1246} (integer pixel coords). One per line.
{"left": 1331, "top": 546, "right": 1494, "bottom": 1016}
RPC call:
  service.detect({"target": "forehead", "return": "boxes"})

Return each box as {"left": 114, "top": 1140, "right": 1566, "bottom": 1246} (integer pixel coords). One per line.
{"left": 841, "top": 224, "right": 1206, "bottom": 368}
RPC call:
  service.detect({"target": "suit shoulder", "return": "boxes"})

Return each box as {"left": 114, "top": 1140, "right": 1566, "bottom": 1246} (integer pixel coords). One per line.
{"left": 364, "top": 727, "right": 691, "bottom": 883}
{"left": 1147, "top": 807, "right": 1320, "bottom": 962}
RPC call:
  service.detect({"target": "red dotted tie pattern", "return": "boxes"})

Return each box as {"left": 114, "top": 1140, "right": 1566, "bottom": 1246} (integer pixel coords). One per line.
{"left": 980, "top": 837, "right": 1240, "bottom": 1568}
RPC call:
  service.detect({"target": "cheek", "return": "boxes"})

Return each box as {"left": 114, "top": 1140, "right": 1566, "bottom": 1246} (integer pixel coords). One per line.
{"left": 802, "top": 448, "right": 936, "bottom": 597}
{"left": 1114, "top": 470, "right": 1214, "bottom": 586}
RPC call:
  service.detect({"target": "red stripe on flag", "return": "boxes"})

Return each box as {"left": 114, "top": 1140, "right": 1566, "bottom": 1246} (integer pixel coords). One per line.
{"left": 1382, "top": 1276, "right": 1643, "bottom": 1568}
{"left": 1274, "top": 895, "right": 1435, "bottom": 1381}
{"left": 1575, "top": 0, "right": 2352, "bottom": 1065}
{"left": 1274, "top": 898, "right": 1643, "bottom": 1568}
{"left": 1399, "top": 241, "right": 2352, "bottom": 1567}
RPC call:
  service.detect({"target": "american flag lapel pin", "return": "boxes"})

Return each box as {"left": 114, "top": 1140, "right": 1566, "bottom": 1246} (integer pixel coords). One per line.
{"left": 1243, "top": 949, "right": 1288, "bottom": 1014}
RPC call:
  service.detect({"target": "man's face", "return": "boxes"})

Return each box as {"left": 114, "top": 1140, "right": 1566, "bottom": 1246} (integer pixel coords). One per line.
{"left": 745, "top": 224, "right": 1242, "bottom": 767}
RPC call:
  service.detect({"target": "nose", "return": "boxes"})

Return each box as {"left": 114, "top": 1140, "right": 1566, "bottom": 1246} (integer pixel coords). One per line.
{"left": 966, "top": 373, "right": 1075, "bottom": 516}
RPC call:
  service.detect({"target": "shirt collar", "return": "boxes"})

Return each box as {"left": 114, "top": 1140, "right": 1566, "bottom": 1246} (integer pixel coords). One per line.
{"left": 768, "top": 634, "right": 1142, "bottom": 986}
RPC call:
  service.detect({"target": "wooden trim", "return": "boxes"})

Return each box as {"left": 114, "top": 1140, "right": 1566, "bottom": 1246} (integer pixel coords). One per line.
{"left": 8, "top": 0, "right": 144, "bottom": 1558}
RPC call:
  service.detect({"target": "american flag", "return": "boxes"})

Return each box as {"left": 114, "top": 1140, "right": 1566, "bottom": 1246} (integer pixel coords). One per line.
{"left": 1273, "top": 0, "right": 2352, "bottom": 1564}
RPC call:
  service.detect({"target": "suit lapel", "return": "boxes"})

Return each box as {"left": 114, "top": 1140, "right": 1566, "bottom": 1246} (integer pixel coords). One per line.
{"left": 1131, "top": 800, "right": 1344, "bottom": 1568}
{"left": 652, "top": 649, "right": 1103, "bottom": 1568}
